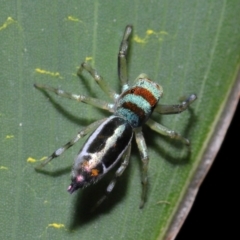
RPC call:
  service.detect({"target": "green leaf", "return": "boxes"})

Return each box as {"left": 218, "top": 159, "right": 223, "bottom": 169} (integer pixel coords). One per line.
{"left": 1, "top": 1, "right": 239, "bottom": 239}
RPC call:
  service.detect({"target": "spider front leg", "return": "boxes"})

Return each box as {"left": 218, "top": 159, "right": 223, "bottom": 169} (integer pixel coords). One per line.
{"left": 35, "top": 118, "right": 106, "bottom": 169}
{"left": 78, "top": 62, "right": 118, "bottom": 101}
{"left": 118, "top": 25, "right": 132, "bottom": 91}
{"left": 92, "top": 144, "right": 132, "bottom": 211}
{"left": 134, "top": 127, "right": 149, "bottom": 209}
{"left": 34, "top": 84, "right": 114, "bottom": 112}
{"left": 155, "top": 94, "right": 197, "bottom": 114}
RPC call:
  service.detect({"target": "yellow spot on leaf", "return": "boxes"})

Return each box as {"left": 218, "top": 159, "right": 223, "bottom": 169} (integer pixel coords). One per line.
{"left": 0, "top": 166, "right": 8, "bottom": 170}
{"left": 35, "top": 68, "right": 63, "bottom": 79}
{"left": 48, "top": 223, "right": 65, "bottom": 229}
{"left": 40, "top": 156, "right": 48, "bottom": 161}
{"left": 27, "top": 156, "right": 47, "bottom": 164}
{"left": 133, "top": 29, "right": 168, "bottom": 44}
{"left": 0, "top": 17, "right": 16, "bottom": 31}
{"left": 146, "top": 29, "right": 154, "bottom": 35}
{"left": 6, "top": 135, "right": 14, "bottom": 139}
{"left": 85, "top": 56, "right": 93, "bottom": 62}
{"left": 67, "top": 16, "right": 81, "bottom": 22}
{"left": 27, "top": 157, "right": 37, "bottom": 163}
{"left": 133, "top": 35, "right": 147, "bottom": 44}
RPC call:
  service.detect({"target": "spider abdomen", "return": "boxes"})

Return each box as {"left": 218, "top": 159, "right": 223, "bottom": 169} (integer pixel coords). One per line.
{"left": 68, "top": 116, "right": 133, "bottom": 193}
{"left": 115, "top": 76, "right": 163, "bottom": 128}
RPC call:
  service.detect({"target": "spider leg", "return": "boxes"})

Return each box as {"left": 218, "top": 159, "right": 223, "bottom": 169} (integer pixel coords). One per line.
{"left": 155, "top": 94, "right": 197, "bottom": 114}
{"left": 118, "top": 25, "right": 132, "bottom": 92}
{"left": 92, "top": 144, "right": 131, "bottom": 211}
{"left": 35, "top": 118, "right": 107, "bottom": 169}
{"left": 134, "top": 127, "right": 149, "bottom": 209}
{"left": 78, "top": 62, "right": 118, "bottom": 101}
{"left": 34, "top": 84, "right": 114, "bottom": 112}
{"left": 146, "top": 118, "right": 190, "bottom": 145}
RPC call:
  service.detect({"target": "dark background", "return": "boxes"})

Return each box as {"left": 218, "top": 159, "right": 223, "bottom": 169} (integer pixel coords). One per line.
{"left": 176, "top": 100, "right": 239, "bottom": 240}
